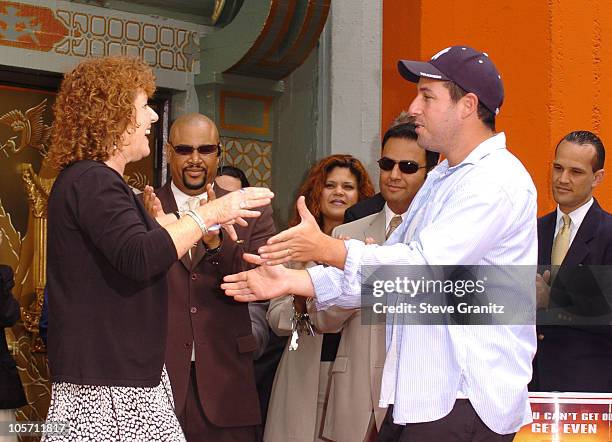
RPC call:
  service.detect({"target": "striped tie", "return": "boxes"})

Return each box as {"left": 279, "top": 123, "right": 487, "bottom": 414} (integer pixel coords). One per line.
{"left": 186, "top": 197, "right": 201, "bottom": 259}
{"left": 386, "top": 215, "right": 403, "bottom": 240}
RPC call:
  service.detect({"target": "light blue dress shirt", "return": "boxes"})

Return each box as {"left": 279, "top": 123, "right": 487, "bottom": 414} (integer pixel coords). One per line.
{"left": 307, "top": 133, "right": 537, "bottom": 434}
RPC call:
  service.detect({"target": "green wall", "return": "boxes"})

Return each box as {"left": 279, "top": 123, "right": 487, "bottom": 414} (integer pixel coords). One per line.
{"left": 272, "top": 48, "right": 323, "bottom": 229}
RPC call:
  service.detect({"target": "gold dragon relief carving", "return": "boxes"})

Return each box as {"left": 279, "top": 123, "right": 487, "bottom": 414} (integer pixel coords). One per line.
{"left": 125, "top": 171, "right": 150, "bottom": 192}
{"left": 0, "top": 97, "right": 56, "bottom": 432}
{"left": 0, "top": 98, "right": 51, "bottom": 159}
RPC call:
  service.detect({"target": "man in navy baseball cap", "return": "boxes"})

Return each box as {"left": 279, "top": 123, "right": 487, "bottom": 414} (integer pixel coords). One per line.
{"left": 369, "top": 47, "right": 536, "bottom": 440}
{"left": 390, "top": 45, "right": 507, "bottom": 166}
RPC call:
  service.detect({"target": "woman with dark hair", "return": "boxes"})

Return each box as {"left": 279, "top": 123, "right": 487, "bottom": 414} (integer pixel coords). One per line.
{"left": 43, "top": 56, "right": 272, "bottom": 441}
{"left": 265, "top": 154, "right": 374, "bottom": 442}
{"left": 216, "top": 165, "right": 251, "bottom": 190}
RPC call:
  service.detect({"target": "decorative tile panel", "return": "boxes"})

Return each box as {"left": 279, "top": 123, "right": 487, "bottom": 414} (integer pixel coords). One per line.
{"left": 221, "top": 137, "right": 272, "bottom": 188}
{"left": 0, "top": 0, "right": 201, "bottom": 73}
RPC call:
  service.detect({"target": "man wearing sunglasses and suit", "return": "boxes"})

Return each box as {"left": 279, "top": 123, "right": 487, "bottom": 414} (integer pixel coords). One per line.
{"left": 344, "top": 114, "right": 440, "bottom": 224}
{"left": 307, "top": 117, "right": 439, "bottom": 441}
{"left": 155, "top": 113, "right": 276, "bottom": 441}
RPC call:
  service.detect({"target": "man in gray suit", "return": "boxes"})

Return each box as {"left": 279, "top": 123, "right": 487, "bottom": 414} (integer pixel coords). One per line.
{"left": 310, "top": 119, "right": 439, "bottom": 442}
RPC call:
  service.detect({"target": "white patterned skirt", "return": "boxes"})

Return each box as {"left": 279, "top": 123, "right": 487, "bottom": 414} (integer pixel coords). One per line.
{"left": 42, "top": 366, "right": 185, "bottom": 442}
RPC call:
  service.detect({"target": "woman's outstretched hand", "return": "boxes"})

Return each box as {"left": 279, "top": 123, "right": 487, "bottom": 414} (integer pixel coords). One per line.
{"left": 196, "top": 187, "right": 274, "bottom": 240}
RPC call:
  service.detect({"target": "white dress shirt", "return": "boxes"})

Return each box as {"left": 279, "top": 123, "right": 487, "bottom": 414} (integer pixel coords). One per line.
{"left": 380, "top": 203, "right": 407, "bottom": 407}
{"left": 307, "top": 133, "right": 537, "bottom": 435}
{"left": 554, "top": 198, "right": 593, "bottom": 247}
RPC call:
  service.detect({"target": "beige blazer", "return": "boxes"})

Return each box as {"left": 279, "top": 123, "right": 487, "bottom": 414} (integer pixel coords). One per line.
{"left": 310, "top": 210, "right": 388, "bottom": 442}
{"left": 265, "top": 263, "right": 324, "bottom": 442}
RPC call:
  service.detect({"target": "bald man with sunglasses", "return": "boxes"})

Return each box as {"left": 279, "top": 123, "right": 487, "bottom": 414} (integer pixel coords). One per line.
{"left": 155, "top": 113, "right": 276, "bottom": 441}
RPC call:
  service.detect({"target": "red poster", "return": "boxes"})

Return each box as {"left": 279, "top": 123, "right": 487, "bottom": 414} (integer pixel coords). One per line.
{"left": 516, "top": 393, "right": 612, "bottom": 441}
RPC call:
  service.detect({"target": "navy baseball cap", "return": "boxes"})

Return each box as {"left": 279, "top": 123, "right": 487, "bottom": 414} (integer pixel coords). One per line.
{"left": 398, "top": 46, "right": 504, "bottom": 115}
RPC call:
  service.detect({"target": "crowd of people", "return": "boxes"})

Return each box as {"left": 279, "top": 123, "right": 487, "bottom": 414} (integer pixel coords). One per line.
{"left": 1, "top": 44, "right": 610, "bottom": 442}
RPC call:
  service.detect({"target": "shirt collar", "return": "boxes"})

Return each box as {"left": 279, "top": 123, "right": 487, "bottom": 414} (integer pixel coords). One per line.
{"left": 170, "top": 181, "right": 211, "bottom": 212}
{"left": 433, "top": 132, "right": 507, "bottom": 176}
{"left": 455, "top": 132, "right": 507, "bottom": 167}
{"left": 555, "top": 197, "right": 593, "bottom": 231}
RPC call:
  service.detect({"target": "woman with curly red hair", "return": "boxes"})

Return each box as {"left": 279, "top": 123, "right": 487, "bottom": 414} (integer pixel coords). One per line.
{"left": 265, "top": 154, "right": 374, "bottom": 441}
{"left": 43, "top": 56, "right": 273, "bottom": 441}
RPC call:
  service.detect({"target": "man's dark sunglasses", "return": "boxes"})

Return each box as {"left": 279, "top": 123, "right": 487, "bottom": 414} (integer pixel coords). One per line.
{"left": 377, "top": 157, "right": 426, "bottom": 174}
{"left": 169, "top": 141, "right": 221, "bottom": 156}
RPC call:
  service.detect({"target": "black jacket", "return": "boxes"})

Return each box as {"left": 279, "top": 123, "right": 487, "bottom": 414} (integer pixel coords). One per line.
{"left": 531, "top": 199, "right": 612, "bottom": 392}
{"left": 0, "top": 265, "right": 27, "bottom": 409}
{"left": 343, "top": 193, "right": 386, "bottom": 223}
{"left": 47, "top": 161, "right": 177, "bottom": 387}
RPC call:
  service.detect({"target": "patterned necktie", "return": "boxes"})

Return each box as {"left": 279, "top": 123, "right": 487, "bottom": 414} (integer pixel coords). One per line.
{"left": 185, "top": 197, "right": 201, "bottom": 259}
{"left": 386, "top": 215, "right": 403, "bottom": 240}
{"left": 186, "top": 196, "right": 200, "bottom": 211}
{"left": 551, "top": 214, "right": 571, "bottom": 267}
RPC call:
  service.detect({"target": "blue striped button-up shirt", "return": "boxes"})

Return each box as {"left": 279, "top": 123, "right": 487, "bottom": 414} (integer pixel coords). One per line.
{"left": 307, "top": 133, "right": 537, "bottom": 434}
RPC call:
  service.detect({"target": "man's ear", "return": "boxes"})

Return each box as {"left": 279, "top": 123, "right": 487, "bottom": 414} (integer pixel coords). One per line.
{"left": 593, "top": 168, "right": 605, "bottom": 189}
{"left": 460, "top": 93, "right": 479, "bottom": 119}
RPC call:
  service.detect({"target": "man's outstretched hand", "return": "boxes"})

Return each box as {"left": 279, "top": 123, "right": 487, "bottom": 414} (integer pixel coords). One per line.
{"left": 258, "top": 196, "right": 347, "bottom": 268}
{"left": 222, "top": 253, "right": 315, "bottom": 302}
